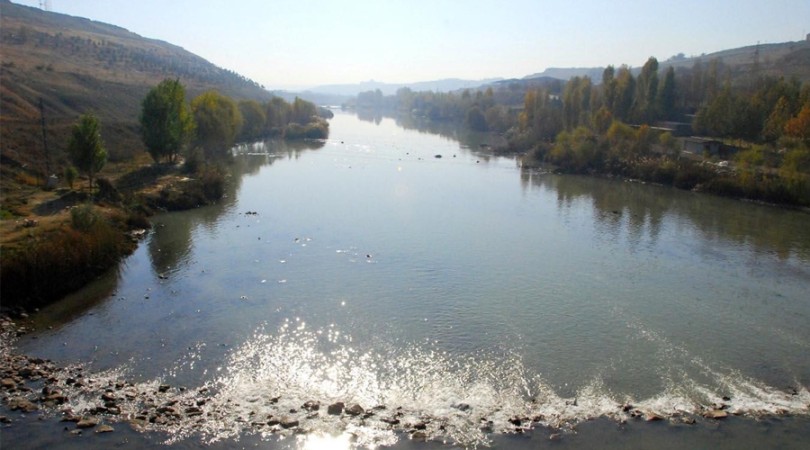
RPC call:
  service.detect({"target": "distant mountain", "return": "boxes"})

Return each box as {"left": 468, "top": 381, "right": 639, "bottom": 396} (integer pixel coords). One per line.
{"left": 523, "top": 67, "right": 605, "bottom": 81}
{"left": 0, "top": 0, "right": 272, "bottom": 162}
{"left": 309, "top": 78, "right": 503, "bottom": 97}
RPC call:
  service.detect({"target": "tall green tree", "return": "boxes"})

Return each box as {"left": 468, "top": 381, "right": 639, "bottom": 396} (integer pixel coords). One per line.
{"left": 657, "top": 67, "right": 677, "bottom": 120}
{"left": 265, "top": 96, "right": 291, "bottom": 135}
{"left": 191, "top": 91, "right": 243, "bottom": 161}
{"left": 68, "top": 113, "right": 107, "bottom": 191}
{"left": 140, "top": 79, "right": 194, "bottom": 163}
{"left": 633, "top": 57, "right": 659, "bottom": 123}
{"left": 237, "top": 99, "right": 267, "bottom": 142}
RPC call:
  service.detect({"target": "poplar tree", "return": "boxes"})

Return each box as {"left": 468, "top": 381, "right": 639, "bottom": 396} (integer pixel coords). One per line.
{"left": 68, "top": 113, "right": 107, "bottom": 191}
{"left": 140, "top": 79, "right": 194, "bottom": 163}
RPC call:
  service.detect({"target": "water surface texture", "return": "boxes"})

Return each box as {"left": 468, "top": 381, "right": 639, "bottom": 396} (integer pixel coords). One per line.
{"left": 9, "top": 112, "right": 810, "bottom": 448}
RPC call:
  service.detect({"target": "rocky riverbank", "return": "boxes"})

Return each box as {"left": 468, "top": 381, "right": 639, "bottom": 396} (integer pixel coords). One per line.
{"left": 4, "top": 316, "right": 788, "bottom": 448}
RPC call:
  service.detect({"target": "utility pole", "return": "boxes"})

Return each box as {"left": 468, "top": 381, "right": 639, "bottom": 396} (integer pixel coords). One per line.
{"left": 39, "top": 98, "right": 51, "bottom": 180}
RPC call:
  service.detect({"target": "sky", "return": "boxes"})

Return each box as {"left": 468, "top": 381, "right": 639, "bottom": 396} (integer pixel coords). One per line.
{"left": 9, "top": 0, "right": 810, "bottom": 90}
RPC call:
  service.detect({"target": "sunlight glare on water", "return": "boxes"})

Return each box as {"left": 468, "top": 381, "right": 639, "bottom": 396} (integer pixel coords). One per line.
{"left": 297, "top": 433, "right": 353, "bottom": 450}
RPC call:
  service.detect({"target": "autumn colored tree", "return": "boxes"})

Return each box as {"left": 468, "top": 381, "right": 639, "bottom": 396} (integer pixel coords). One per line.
{"left": 191, "top": 91, "right": 243, "bottom": 161}
{"left": 784, "top": 103, "right": 810, "bottom": 145}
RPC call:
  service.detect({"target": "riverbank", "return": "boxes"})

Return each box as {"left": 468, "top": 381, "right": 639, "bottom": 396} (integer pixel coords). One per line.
{"left": 0, "top": 162, "right": 226, "bottom": 315}
{"left": 520, "top": 147, "right": 810, "bottom": 211}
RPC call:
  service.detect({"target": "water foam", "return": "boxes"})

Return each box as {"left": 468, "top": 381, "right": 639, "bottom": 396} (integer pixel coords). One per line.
{"left": 17, "top": 319, "right": 810, "bottom": 448}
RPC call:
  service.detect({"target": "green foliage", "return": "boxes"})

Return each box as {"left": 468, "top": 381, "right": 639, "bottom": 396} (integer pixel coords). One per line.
{"left": 519, "top": 88, "right": 563, "bottom": 141}
{"left": 657, "top": 67, "right": 677, "bottom": 120}
{"left": 191, "top": 90, "right": 243, "bottom": 161}
{"left": 549, "top": 126, "right": 600, "bottom": 172}
{"left": 291, "top": 97, "right": 318, "bottom": 125}
{"left": 285, "top": 119, "right": 330, "bottom": 139}
{"left": 70, "top": 203, "right": 99, "bottom": 231}
{"left": 238, "top": 99, "right": 267, "bottom": 142}
{"left": 140, "top": 78, "right": 194, "bottom": 164}
{"left": 265, "top": 96, "right": 291, "bottom": 135}
{"left": 465, "top": 106, "right": 488, "bottom": 131}
{"left": 633, "top": 57, "right": 659, "bottom": 123}
{"left": 67, "top": 113, "right": 107, "bottom": 191}
{"left": 64, "top": 165, "right": 78, "bottom": 190}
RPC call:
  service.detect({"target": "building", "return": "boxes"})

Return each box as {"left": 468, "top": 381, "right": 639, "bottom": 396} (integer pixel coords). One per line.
{"left": 682, "top": 137, "right": 739, "bottom": 159}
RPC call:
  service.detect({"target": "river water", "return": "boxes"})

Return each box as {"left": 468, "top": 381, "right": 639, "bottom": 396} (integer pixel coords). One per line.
{"left": 4, "top": 111, "right": 810, "bottom": 449}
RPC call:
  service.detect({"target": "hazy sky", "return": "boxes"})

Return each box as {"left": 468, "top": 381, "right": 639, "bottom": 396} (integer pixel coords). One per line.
{"left": 10, "top": 0, "right": 810, "bottom": 90}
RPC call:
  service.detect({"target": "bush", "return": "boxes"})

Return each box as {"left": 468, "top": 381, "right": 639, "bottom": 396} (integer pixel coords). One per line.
{"left": 285, "top": 120, "right": 329, "bottom": 139}
{"left": 70, "top": 203, "right": 99, "bottom": 231}
{"left": 199, "top": 166, "right": 225, "bottom": 201}
{"left": 1, "top": 214, "right": 132, "bottom": 309}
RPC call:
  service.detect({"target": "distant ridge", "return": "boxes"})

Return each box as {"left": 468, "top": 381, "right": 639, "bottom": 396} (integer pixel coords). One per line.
{"left": 523, "top": 67, "right": 605, "bottom": 81}
{"left": 309, "top": 78, "right": 504, "bottom": 97}
{"left": 522, "top": 40, "right": 810, "bottom": 83}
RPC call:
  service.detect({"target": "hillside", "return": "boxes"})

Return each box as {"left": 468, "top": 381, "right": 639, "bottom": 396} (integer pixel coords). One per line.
{"left": 660, "top": 40, "right": 810, "bottom": 80}
{"left": 0, "top": 0, "right": 272, "bottom": 167}
{"left": 521, "top": 40, "right": 810, "bottom": 84}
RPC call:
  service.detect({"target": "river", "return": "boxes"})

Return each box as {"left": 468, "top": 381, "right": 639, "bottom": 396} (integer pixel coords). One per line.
{"left": 3, "top": 111, "right": 810, "bottom": 449}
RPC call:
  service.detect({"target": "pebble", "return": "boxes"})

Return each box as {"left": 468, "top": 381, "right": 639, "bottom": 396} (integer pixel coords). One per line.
{"left": 76, "top": 417, "right": 99, "bottom": 429}
{"left": 703, "top": 409, "right": 728, "bottom": 419}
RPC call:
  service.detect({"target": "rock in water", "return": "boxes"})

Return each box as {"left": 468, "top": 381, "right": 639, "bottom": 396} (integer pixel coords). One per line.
{"left": 96, "top": 424, "right": 114, "bottom": 433}
{"left": 327, "top": 402, "right": 344, "bottom": 415}
{"left": 280, "top": 417, "right": 299, "bottom": 429}
{"left": 76, "top": 417, "right": 99, "bottom": 429}
{"left": 704, "top": 409, "right": 728, "bottom": 419}
{"left": 345, "top": 403, "right": 364, "bottom": 416}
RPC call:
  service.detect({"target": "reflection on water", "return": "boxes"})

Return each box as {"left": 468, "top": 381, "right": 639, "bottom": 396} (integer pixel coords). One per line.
{"left": 521, "top": 169, "right": 810, "bottom": 262}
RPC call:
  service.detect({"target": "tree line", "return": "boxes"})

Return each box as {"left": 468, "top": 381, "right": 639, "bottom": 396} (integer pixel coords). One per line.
{"left": 139, "top": 78, "right": 329, "bottom": 166}
{"left": 65, "top": 78, "right": 329, "bottom": 192}
{"left": 349, "top": 57, "right": 810, "bottom": 206}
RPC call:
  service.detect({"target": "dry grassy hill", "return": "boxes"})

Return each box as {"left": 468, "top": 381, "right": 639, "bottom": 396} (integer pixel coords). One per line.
{"left": 661, "top": 40, "right": 810, "bottom": 82}
{"left": 0, "top": 0, "right": 271, "bottom": 173}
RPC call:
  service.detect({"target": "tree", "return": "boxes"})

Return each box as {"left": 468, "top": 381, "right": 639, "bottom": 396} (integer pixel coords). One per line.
{"left": 784, "top": 103, "right": 810, "bottom": 145}
{"left": 68, "top": 113, "right": 107, "bottom": 191}
{"left": 657, "top": 67, "right": 677, "bottom": 120}
{"left": 140, "top": 79, "right": 194, "bottom": 163}
{"left": 465, "top": 106, "right": 488, "bottom": 131}
{"left": 265, "top": 96, "right": 291, "bottom": 134}
{"left": 763, "top": 96, "right": 793, "bottom": 142}
{"left": 633, "top": 57, "right": 659, "bottom": 123}
{"left": 237, "top": 99, "right": 267, "bottom": 142}
{"left": 290, "top": 97, "right": 318, "bottom": 125}
{"left": 191, "top": 91, "right": 243, "bottom": 161}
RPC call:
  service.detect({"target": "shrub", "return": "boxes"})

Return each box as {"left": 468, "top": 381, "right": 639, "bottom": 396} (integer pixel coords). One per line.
{"left": 70, "top": 203, "right": 98, "bottom": 231}
{"left": 0, "top": 214, "right": 132, "bottom": 309}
